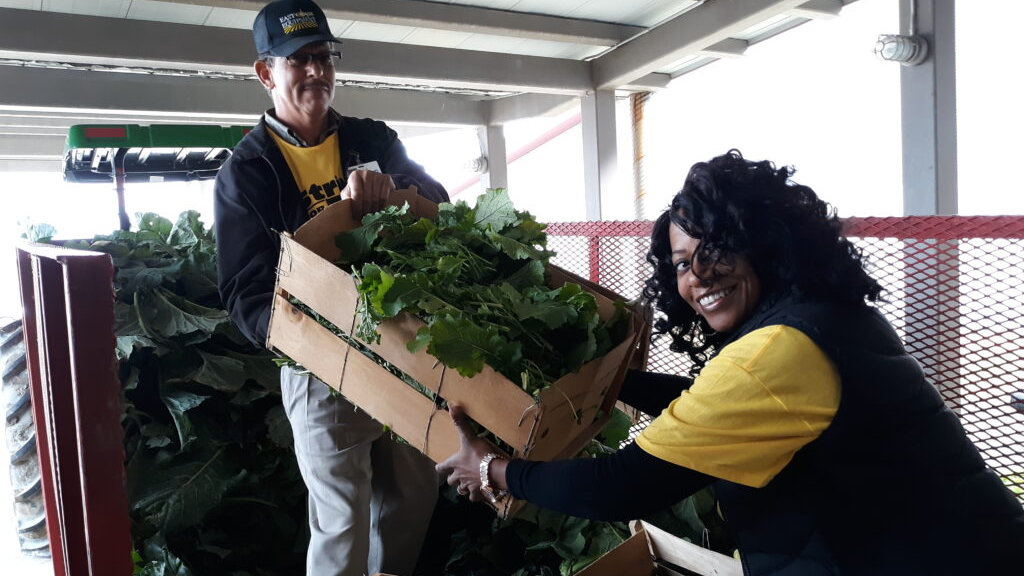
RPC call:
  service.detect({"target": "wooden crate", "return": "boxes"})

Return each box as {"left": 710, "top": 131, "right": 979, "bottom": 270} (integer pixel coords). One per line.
{"left": 267, "top": 190, "right": 645, "bottom": 518}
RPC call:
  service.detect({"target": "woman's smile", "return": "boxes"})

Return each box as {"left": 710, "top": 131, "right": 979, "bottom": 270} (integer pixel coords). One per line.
{"left": 669, "top": 220, "right": 760, "bottom": 333}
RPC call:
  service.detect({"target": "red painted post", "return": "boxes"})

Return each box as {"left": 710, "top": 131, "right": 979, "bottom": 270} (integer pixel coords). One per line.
{"left": 16, "top": 243, "right": 132, "bottom": 576}
{"left": 17, "top": 248, "right": 66, "bottom": 576}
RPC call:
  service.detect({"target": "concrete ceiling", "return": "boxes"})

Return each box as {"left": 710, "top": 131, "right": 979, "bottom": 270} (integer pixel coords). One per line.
{"left": 0, "top": 0, "right": 857, "bottom": 168}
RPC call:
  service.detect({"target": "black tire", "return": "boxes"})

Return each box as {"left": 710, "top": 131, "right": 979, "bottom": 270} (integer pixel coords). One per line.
{"left": 1, "top": 318, "right": 49, "bottom": 556}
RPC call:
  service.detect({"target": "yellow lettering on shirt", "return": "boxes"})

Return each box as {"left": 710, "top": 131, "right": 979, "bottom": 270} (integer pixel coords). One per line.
{"left": 268, "top": 130, "right": 345, "bottom": 218}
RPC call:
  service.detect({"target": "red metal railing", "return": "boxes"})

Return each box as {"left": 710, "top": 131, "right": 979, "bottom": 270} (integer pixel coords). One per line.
{"left": 16, "top": 243, "right": 131, "bottom": 576}
{"left": 548, "top": 217, "right": 1024, "bottom": 500}
{"left": 16, "top": 215, "right": 1024, "bottom": 575}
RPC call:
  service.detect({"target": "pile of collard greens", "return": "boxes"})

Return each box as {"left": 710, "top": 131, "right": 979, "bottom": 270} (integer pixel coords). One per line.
{"left": 334, "top": 189, "right": 630, "bottom": 395}
{"left": 64, "top": 212, "right": 307, "bottom": 576}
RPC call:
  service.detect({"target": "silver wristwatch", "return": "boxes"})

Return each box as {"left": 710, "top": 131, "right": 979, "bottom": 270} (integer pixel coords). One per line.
{"left": 479, "top": 452, "right": 509, "bottom": 504}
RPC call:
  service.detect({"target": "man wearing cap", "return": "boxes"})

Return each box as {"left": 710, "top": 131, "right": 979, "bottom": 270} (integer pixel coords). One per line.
{"left": 214, "top": 1, "right": 447, "bottom": 575}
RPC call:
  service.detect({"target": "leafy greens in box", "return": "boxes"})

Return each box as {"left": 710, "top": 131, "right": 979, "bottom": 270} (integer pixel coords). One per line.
{"left": 333, "top": 189, "right": 630, "bottom": 396}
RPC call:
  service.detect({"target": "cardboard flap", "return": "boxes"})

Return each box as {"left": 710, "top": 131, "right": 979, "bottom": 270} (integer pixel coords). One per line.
{"left": 574, "top": 529, "right": 654, "bottom": 576}
{"left": 292, "top": 187, "right": 435, "bottom": 260}
{"left": 638, "top": 521, "right": 743, "bottom": 576}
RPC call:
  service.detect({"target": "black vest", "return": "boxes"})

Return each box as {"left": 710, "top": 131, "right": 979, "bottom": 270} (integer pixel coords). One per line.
{"left": 713, "top": 298, "right": 1024, "bottom": 575}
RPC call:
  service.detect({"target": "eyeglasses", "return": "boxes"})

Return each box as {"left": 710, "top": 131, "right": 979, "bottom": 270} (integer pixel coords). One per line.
{"left": 283, "top": 50, "right": 341, "bottom": 69}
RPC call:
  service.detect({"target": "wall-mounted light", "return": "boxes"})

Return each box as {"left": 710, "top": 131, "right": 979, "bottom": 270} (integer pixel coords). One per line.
{"left": 463, "top": 156, "right": 488, "bottom": 174}
{"left": 874, "top": 0, "right": 929, "bottom": 66}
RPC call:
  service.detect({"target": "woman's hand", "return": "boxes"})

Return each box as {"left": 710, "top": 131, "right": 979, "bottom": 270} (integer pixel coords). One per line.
{"left": 435, "top": 404, "right": 493, "bottom": 502}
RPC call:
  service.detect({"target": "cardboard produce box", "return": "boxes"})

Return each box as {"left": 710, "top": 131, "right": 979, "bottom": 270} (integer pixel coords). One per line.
{"left": 578, "top": 521, "right": 742, "bottom": 576}
{"left": 267, "top": 189, "right": 646, "bottom": 518}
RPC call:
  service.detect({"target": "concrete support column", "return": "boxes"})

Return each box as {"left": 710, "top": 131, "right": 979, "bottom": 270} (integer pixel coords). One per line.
{"left": 477, "top": 125, "right": 508, "bottom": 191}
{"left": 898, "top": 0, "right": 961, "bottom": 412}
{"left": 901, "top": 0, "right": 957, "bottom": 216}
{"left": 581, "top": 90, "right": 617, "bottom": 221}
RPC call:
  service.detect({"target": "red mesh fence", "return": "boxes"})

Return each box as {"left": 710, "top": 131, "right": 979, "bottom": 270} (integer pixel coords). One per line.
{"left": 547, "top": 217, "right": 1024, "bottom": 501}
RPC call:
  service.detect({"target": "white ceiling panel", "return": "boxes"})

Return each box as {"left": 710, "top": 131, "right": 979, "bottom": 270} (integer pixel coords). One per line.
{"left": 0, "top": 1, "right": 42, "bottom": 9}
{"left": 506, "top": 0, "right": 697, "bottom": 26}
{"left": 127, "top": 0, "right": 212, "bottom": 26}
{"left": 506, "top": 0, "right": 588, "bottom": 20}
{"left": 453, "top": 34, "right": 601, "bottom": 60}
{"left": 660, "top": 55, "right": 714, "bottom": 76}
{"left": 203, "top": 7, "right": 255, "bottom": 29}
{"left": 41, "top": 0, "right": 130, "bottom": 17}
{"left": 341, "top": 21, "right": 415, "bottom": 44}
{"left": 445, "top": 0, "right": 521, "bottom": 9}
{"left": 734, "top": 13, "right": 799, "bottom": 40}
{"left": 401, "top": 28, "right": 475, "bottom": 49}
{"left": 617, "top": 0, "right": 701, "bottom": 27}
{"left": 326, "top": 18, "right": 355, "bottom": 36}
{"left": 569, "top": 0, "right": 659, "bottom": 25}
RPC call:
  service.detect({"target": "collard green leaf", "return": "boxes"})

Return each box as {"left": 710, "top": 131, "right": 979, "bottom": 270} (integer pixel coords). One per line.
{"left": 504, "top": 260, "right": 546, "bottom": 290}
{"left": 485, "top": 229, "right": 545, "bottom": 260}
{"left": 551, "top": 515, "right": 588, "bottom": 559}
{"left": 167, "top": 211, "right": 206, "bottom": 249}
{"left": 193, "top": 350, "right": 247, "bottom": 393}
{"left": 264, "top": 404, "right": 294, "bottom": 449}
{"left": 221, "top": 349, "right": 282, "bottom": 392}
{"left": 23, "top": 222, "right": 58, "bottom": 242}
{"left": 130, "top": 447, "right": 246, "bottom": 533}
{"left": 116, "top": 334, "right": 161, "bottom": 362}
{"left": 137, "top": 212, "right": 174, "bottom": 238}
{"left": 137, "top": 534, "right": 192, "bottom": 576}
{"left": 88, "top": 239, "right": 131, "bottom": 258}
{"left": 178, "top": 252, "right": 220, "bottom": 302}
{"left": 140, "top": 288, "right": 229, "bottom": 339}
{"left": 119, "top": 260, "right": 187, "bottom": 294}
{"left": 514, "top": 293, "right": 577, "bottom": 330}
{"left": 473, "top": 188, "right": 518, "bottom": 231}
{"left": 597, "top": 408, "right": 633, "bottom": 449}
{"left": 160, "top": 385, "right": 209, "bottom": 449}
{"left": 423, "top": 315, "right": 522, "bottom": 378}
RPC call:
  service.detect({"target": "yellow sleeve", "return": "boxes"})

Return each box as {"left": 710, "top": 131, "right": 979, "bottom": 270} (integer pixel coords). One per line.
{"left": 636, "top": 325, "right": 840, "bottom": 488}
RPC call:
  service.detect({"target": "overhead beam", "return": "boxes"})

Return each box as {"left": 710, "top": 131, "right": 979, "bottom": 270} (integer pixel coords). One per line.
{"left": 487, "top": 94, "right": 577, "bottom": 126}
{"left": 616, "top": 73, "right": 672, "bottom": 93}
{"left": 0, "top": 159, "right": 61, "bottom": 172}
{"left": 698, "top": 38, "right": 748, "bottom": 59}
{"left": 592, "top": 0, "right": 807, "bottom": 89}
{"left": 0, "top": 110, "right": 258, "bottom": 129}
{"left": 789, "top": 0, "right": 845, "bottom": 19}
{"left": 0, "top": 134, "right": 64, "bottom": 158}
{"left": 0, "top": 8, "right": 593, "bottom": 95}
{"left": 161, "top": 0, "right": 642, "bottom": 46}
{"left": 0, "top": 66, "right": 487, "bottom": 126}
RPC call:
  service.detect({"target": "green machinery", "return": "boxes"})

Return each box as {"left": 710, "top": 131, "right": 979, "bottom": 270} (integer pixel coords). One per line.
{"left": 62, "top": 124, "right": 250, "bottom": 230}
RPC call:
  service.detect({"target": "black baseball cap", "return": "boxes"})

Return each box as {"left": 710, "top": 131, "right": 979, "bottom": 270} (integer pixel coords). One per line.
{"left": 253, "top": 0, "right": 343, "bottom": 57}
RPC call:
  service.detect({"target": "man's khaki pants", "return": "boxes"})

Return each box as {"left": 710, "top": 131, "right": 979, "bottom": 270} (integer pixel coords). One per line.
{"left": 281, "top": 366, "right": 438, "bottom": 576}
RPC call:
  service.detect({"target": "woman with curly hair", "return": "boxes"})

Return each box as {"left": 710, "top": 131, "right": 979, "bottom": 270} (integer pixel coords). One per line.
{"left": 438, "top": 150, "right": 1023, "bottom": 575}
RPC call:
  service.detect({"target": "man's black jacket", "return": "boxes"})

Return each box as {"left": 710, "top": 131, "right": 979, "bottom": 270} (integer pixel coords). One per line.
{"left": 214, "top": 114, "right": 449, "bottom": 346}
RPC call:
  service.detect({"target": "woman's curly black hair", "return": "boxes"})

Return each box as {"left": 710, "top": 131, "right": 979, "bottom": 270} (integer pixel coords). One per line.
{"left": 642, "top": 150, "right": 883, "bottom": 372}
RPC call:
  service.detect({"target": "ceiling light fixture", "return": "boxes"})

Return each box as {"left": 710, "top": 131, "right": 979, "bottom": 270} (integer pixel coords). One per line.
{"left": 873, "top": 0, "right": 929, "bottom": 66}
